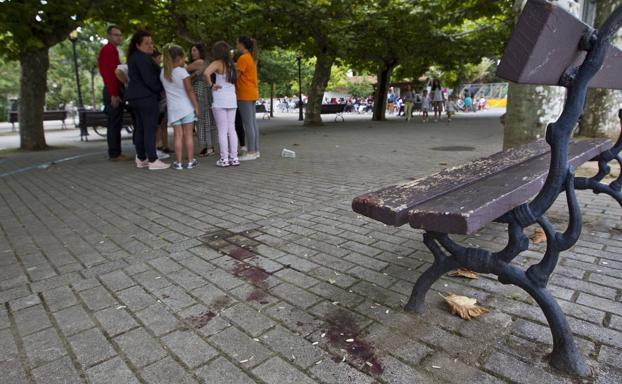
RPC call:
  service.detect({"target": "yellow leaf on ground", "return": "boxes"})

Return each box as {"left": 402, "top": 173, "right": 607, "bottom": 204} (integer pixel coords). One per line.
{"left": 447, "top": 268, "right": 479, "bottom": 279}
{"left": 530, "top": 228, "right": 547, "bottom": 244}
{"left": 440, "top": 293, "right": 489, "bottom": 320}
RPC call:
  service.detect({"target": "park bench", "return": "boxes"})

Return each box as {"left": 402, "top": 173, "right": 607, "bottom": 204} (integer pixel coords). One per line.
{"left": 255, "top": 103, "right": 271, "bottom": 120}
{"left": 78, "top": 109, "right": 134, "bottom": 141}
{"left": 352, "top": 0, "right": 622, "bottom": 377}
{"left": 9, "top": 110, "right": 68, "bottom": 131}
{"left": 320, "top": 103, "right": 346, "bottom": 122}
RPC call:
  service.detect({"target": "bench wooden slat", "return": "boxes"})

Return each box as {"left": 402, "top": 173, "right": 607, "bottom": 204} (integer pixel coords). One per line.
{"left": 352, "top": 140, "right": 553, "bottom": 227}
{"left": 497, "top": 0, "right": 622, "bottom": 89}
{"left": 408, "top": 138, "right": 612, "bottom": 234}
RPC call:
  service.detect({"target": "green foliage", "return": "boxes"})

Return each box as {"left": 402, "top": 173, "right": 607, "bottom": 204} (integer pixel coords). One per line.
{"left": 347, "top": 81, "right": 374, "bottom": 98}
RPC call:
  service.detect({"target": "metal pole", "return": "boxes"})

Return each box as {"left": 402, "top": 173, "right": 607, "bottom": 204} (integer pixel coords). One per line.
{"left": 297, "top": 56, "right": 303, "bottom": 121}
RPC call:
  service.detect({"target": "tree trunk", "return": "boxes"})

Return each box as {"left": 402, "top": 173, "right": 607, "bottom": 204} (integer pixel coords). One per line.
{"left": 372, "top": 61, "right": 397, "bottom": 121}
{"left": 577, "top": 0, "right": 622, "bottom": 140}
{"left": 304, "top": 52, "right": 335, "bottom": 126}
{"left": 503, "top": 0, "right": 582, "bottom": 149}
{"left": 19, "top": 48, "right": 49, "bottom": 150}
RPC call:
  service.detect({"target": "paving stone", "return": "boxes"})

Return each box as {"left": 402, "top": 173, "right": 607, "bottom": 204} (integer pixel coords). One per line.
{"left": 195, "top": 356, "right": 255, "bottom": 384}
{"left": 23, "top": 327, "right": 66, "bottom": 367}
{"left": 265, "top": 302, "right": 323, "bottom": 337}
{"left": 114, "top": 327, "right": 167, "bottom": 368}
{"left": 167, "top": 269, "right": 207, "bottom": 291}
{"left": 154, "top": 285, "right": 196, "bottom": 311}
{"left": 379, "top": 355, "right": 436, "bottom": 384}
{"left": 32, "top": 356, "right": 82, "bottom": 384}
{"left": 136, "top": 303, "right": 179, "bottom": 336}
{"left": 148, "top": 257, "right": 183, "bottom": 274}
{"left": 0, "top": 359, "right": 28, "bottom": 384}
{"left": 0, "top": 328, "right": 18, "bottom": 361}
{"left": 262, "top": 325, "right": 325, "bottom": 368}
{"left": 99, "top": 270, "right": 135, "bottom": 292}
{"left": 53, "top": 305, "right": 95, "bottom": 336}
{"left": 68, "top": 327, "right": 116, "bottom": 367}
{"left": 133, "top": 270, "right": 172, "bottom": 292}
{"left": 117, "top": 285, "right": 156, "bottom": 311}
{"left": 425, "top": 352, "right": 502, "bottom": 384}
{"left": 142, "top": 357, "right": 198, "bottom": 384}
{"left": 599, "top": 345, "right": 622, "bottom": 368}
{"left": 309, "top": 357, "right": 375, "bottom": 384}
{"left": 86, "top": 356, "right": 140, "bottom": 384}
{"left": 78, "top": 285, "right": 117, "bottom": 312}
{"left": 271, "top": 282, "right": 323, "bottom": 309}
{"left": 13, "top": 304, "right": 52, "bottom": 336}
{"left": 273, "top": 268, "right": 320, "bottom": 289}
{"left": 0, "top": 285, "right": 31, "bottom": 303}
{"left": 9, "top": 293, "right": 41, "bottom": 312}
{"left": 253, "top": 356, "right": 316, "bottom": 384}
{"left": 221, "top": 302, "right": 276, "bottom": 337}
{"left": 161, "top": 330, "right": 218, "bottom": 368}
{"left": 41, "top": 286, "right": 77, "bottom": 312}
{"left": 95, "top": 307, "right": 138, "bottom": 337}
{"left": 484, "top": 351, "right": 566, "bottom": 384}
{"left": 209, "top": 326, "right": 272, "bottom": 368}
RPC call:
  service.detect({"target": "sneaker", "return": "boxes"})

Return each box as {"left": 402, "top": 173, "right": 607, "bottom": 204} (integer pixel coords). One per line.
{"left": 172, "top": 161, "right": 184, "bottom": 170}
{"left": 230, "top": 158, "right": 240, "bottom": 166}
{"left": 238, "top": 153, "right": 258, "bottom": 161}
{"left": 135, "top": 156, "right": 148, "bottom": 168}
{"left": 216, "top": 158, "right": 230, "bottom": 167}
{"left": 187, "top": 159, "right": 198, "bottom": 169}
{"left": 148, "top": 159, "right": 170, "bottom": 170}
{"left": 239, "top": 146, "right": 248, "bottom": 154}
{"left": 255, "top": 152, "right": 260, "bottom": 158}
{"left": 157, "top": 150, "right": 170, "bottom": 160}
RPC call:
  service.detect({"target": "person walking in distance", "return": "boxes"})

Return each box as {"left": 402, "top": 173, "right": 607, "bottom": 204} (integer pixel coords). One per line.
{"left": 235, "top": 36, "right": 260, "bottom": 161}
{"left": 98, "top": 25, "right": 130, "bottom": 161}
{"left": 125, "top": 30, "right": 169, "bottom": 170}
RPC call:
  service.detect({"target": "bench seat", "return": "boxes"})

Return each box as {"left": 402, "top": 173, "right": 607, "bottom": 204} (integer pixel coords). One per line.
{"left": 353, "top": 138, "right": 612, "bottom": 235}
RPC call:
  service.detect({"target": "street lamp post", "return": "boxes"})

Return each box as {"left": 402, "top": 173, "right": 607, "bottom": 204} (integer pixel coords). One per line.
{"left": 69, "top": 30, "right": 87, "bottom": 140}
{"left": 297, "top": 56, "right": 303, "bottom": 121}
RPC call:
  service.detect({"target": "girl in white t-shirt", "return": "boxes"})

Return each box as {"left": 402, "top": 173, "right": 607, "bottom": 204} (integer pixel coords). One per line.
{"left": 161, "top": 45, "right": 199, "bottom": 170}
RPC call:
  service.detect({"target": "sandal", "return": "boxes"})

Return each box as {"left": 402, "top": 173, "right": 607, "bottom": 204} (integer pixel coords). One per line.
{"left": 199, "top": 147, "right": 208, "bottom": 157}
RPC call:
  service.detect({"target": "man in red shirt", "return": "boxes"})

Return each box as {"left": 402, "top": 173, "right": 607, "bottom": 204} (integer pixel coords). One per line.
{"left": 98, "top": 25, "right": 130, "bottom": 160}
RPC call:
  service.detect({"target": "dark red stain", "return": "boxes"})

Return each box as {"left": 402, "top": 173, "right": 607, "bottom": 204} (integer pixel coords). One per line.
{"left": 210, "top": 296, "right": 231, "bottom": 312}
{"left": 231, "top": 262, "right": 271, "bottom": 304}
{"left": 184, "top": 311, "right": 216, "bottom": 329}
{"left": 324, "top": 310, "right": 384, "bottom": 375}
{"left": 228, "top": 246, "right": 256, "bottom": 261}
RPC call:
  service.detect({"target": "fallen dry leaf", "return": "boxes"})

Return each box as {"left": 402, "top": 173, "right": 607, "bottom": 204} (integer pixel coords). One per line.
{"left": 447, "top": 268, "right": 479, "bottom": 279}
{"left": 440, "top": 293, "right": 489, "bottom": 320}
{"left": 530, "top": 228, "right": 547, "bottom": 244}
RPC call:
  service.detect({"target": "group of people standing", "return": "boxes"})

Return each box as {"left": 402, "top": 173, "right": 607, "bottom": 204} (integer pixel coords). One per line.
{"left": 98, "top": 25, "right": 260, "bottom": 170}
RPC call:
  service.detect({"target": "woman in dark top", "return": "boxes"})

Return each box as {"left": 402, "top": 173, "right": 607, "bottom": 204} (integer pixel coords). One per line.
{"left": 125, "top": 30, "right": 169, "bottom": 170}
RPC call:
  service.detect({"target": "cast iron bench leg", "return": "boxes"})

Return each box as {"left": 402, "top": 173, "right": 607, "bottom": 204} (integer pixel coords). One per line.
{"left": 405, "top": 174, "right": 589, "bottom": 376}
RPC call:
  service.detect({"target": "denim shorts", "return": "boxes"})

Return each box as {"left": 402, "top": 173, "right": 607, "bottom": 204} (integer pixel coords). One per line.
{"left": 171, "top": 112, "right": 196, "bottom": 126}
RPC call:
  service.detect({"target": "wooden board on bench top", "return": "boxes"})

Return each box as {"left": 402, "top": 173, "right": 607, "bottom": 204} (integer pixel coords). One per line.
{"left": 352, "top": 138, "right": 612, "bottom": 234}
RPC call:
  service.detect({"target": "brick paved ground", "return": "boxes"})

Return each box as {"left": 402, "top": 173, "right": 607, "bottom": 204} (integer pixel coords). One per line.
{"left": 1, "top": 111, "right": 621, "bottom": 383}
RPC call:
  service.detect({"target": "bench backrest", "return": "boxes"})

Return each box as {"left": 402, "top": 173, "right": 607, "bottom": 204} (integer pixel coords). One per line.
{"left": 10, "top": 110, "right": 67, "bottom": 122}
{"left": 320, "top": 104, "right": 345, "bottom": 114}
{"left": 497, "top": 0, "right": 622, "bottom": 89}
